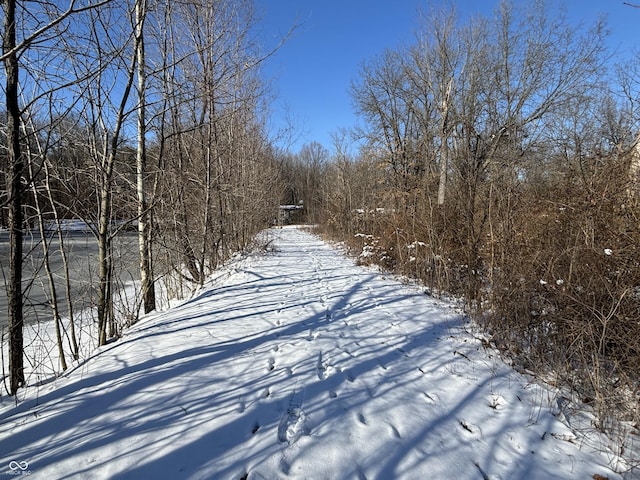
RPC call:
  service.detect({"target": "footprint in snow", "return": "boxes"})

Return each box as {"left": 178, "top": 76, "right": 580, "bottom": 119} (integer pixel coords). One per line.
{"left": 396, "top": 347, "right": 410, "bottom": 358}
{"left": 278, "top": 389, "right": 308, "bottom": 444}
{"left": 459, "top": 419, "right": 482, "bottom": 439}
{"left": 316, "top": 353, "right": 326, "bottom": 380}
{"left": 251, "top": 422, "right": 260, "bottom": 435}
{"left": 356, "top": 467, "right": 368, "bottom": 480}
{"left": 267, "top": 358, "right": 275, "bottom": 372}
{"left": 344, "top": 370, "right": 355, "bottom": 383}
{"left": 423, "top": 392, "right": 440, "bottom": 404}
{"left": 356, "top": 412, "right": 366, "bottom": 425}
{"left": 279, "top": 458, "right": 290, "bottom": 475}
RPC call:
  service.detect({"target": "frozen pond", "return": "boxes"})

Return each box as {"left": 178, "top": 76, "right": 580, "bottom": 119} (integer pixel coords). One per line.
{"left": 0, "top": 231, "right": 139, "bottom": 328}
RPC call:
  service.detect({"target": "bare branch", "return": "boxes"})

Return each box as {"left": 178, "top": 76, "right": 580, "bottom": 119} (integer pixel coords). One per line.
{"left": 0, "top": 0, "right": 112, "bottom": 62}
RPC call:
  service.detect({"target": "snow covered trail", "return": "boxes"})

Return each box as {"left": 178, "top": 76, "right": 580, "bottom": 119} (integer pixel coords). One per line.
{"left": 0, "top": 226, "right": 621, "bottom": 479}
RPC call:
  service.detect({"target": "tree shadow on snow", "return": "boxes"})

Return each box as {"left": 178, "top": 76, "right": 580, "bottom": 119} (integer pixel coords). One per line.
{"left": 0, "top": 231, "right": 605, "bottom": 480}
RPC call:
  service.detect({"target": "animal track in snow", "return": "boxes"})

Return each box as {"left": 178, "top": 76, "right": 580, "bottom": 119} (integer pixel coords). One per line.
{"left": 356, "top": 412, "right": 366, "bottom": 425}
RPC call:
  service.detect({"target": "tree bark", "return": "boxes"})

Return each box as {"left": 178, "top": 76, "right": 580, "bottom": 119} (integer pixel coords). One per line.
{"left": 437, "top": 77, "right": 454, "bottom": 206}
{"left": 3, "top": 0, "right": 25, "bottom": 395}
{"left": 628, "top": 132, "right": 640, "bottom": 204}
{"left": 135, "top": 0, "right": 155, "bottom": 315}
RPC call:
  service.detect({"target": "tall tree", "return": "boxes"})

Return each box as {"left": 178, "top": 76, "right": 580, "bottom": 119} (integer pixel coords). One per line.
{"left": 93, "top": 2, "right": 139, "bottom": 344}
{"left": 3, "top": 0, "right": 25, "bottom": 394}
{"left": 409, "top": 5, "right": 461, "bottom": 206}
{"left": 351, "top": 49, "right": 421, "bottom": 208}
{"left": 135, "top": 0, "right": 155, "bottom": 314}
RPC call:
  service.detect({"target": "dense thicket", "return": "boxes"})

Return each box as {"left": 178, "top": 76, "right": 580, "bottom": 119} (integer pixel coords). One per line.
{"left": 311, "top": 1, "right": 640, "bottom": 434}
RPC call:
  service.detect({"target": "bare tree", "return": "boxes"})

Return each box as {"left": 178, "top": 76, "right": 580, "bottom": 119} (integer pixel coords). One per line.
{"left": 2, "top": 0, "right": 25, "bottom": 395}
{"left": 409, "top": 4, "right": 461, "bottom": 206}
{"left": 135, "top": 0, "right": 155, "bottom": 315}
{"left": 351, "top": 49, "right": 422, "bottom": 210}
{"left": 154, "top": 0, "right": 276, "bottom": 286}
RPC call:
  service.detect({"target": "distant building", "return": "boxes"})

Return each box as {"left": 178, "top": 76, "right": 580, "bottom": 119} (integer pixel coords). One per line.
{"left": 278, "top": 204, "right": 305, "bottom": 225}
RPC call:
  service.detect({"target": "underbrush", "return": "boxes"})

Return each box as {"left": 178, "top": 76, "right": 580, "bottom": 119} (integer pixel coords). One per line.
{"left": 313, "top": 174, "right": 640, "bottom": 474}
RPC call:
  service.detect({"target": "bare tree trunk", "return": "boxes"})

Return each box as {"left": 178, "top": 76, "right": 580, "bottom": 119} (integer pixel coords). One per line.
{"left": 3, "top": 0, "right": 25, "bottom": 395}
{"left": 43, "top": 163, "right": 79, "bottom": 360}
{"left": 96, "top": 173, "right": 112, "bottom": 345}
{"left": 135, "top": 0, "right": 155, "bottom": 315}
{"left": 24, "top": 118, "right": 68, "bottom": 372}
{"left": 94, "top": 4, "right": 138, "bottom": 345}
{"left": 437, "top": 77, "right": 454, "bottom": 206}
{"left": 628, "top": 132, "right": 640, "bottom": 203}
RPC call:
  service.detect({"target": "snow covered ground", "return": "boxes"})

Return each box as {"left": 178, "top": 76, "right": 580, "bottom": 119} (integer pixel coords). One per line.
{"left": 0, "top": 226, "right": 626, "bottom": 479}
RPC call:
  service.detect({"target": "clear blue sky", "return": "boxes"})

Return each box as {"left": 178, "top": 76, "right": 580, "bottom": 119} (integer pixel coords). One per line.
{"left": 258, "top": 0, "right": 639, "bottom": 153}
